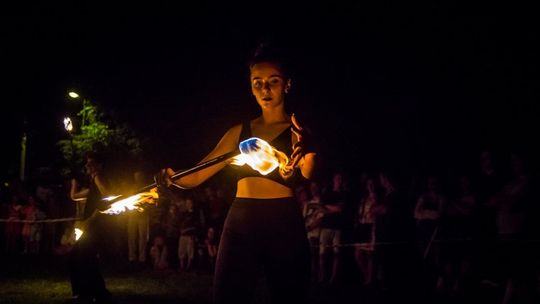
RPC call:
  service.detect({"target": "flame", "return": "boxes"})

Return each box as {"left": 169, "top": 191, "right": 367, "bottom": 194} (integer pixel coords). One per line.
{"left": 74, "top": 228, "right": 83, "bottom": 241}
{"left": 100, "top": 190, "right": 159, "bottom": 215}
{"left": 230, "top": 137, "right": 290, "bottom": 175}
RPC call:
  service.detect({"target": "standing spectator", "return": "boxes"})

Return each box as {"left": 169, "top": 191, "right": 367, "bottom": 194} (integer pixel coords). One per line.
{"left": 163, "top": 203, "right": 181, "bottom": 269}
{"left": 490, "top": 153, "right": 537, "bottom": 303}
{"left": 178, "top": 197, "right": 200, "bottom": 272}
{"left": 295, "top": 182, "right": 311, "bottom": 209}
{"left": 204, "top": 226, "right": 219, "bottom": 272}
{"left": 4, "top": 194, "right": 23, "bottom": 254}
{"left": 318, "top": 171, "right": 347, "bottom": 284}
{"left": 414, "top": 176, "right": 446, "bottom": 261}
{"left": 127, "top": 170, "right": 150, "bottom": 266}
{"left": 353, "top": 176, "right": 378, "bottom": 287}
{"left": 149, "top": 235, "right": 169, "bottom": 271}
{"left": 205, "top": 186, "right": 229, "bottom": 232}
{"left": 303, "top": 180, "right": 324, "bottom": 281}
{"left": 42, "top": 191, "right": 61, "bottom": 255}
{"left": 414, "top": 175, "right": 446, "bottom": 296}
{"left": 21, "top": 195, "right": 39, "bottom": 255}
{"left": 474, "top": 149, "right": 505, "bottom": 287}
{"left": 437, "top": 175, "right": 477, "bottom": 296}
{"left": 373, "top": 170, "right": 415, "bottom": 301}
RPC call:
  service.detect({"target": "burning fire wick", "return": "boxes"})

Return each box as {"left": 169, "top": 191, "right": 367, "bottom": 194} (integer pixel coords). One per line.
{"left": 230, "top": 137, "right": 291, "bottom": 176}
{"left": 101, "top": 190, "right": 159, "bottom": 215}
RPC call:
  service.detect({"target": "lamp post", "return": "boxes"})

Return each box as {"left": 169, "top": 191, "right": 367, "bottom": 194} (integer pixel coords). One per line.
{"left": 68, "top": 91, "right": 88, "bottom": 127}
{"left": 19, "top": 118, "right": 29, "bottom": 181}
{"left": 66, "top": 91, "right": 85, "bottom": 218}
{"left": 19, "top": 130, "right": 27, "bottom": 182}
{"left": 64, "top": 116, "right": 80, "bottom": 216}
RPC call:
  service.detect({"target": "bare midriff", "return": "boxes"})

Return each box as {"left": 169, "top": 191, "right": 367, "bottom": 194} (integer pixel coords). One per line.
{"left": 235, "top": 177, "right": 294, "bottom": 199}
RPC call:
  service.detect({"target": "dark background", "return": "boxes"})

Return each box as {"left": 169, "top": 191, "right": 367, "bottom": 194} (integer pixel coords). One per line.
{"left": 2, "top": 2, "right": 539, "bottom": 184}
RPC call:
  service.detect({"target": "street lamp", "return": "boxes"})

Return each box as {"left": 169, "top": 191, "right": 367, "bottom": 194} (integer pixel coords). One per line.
{"left": 19, "top": 130, "right": 27, "bottom": 181}
{"left": 67, "top": 90, "right": 88, "bottom": 127}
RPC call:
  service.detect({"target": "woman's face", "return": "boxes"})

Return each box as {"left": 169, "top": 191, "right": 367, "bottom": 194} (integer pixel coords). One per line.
{"left": 250, "top": 62, "right": 290, "bottom": 110}
{"left": 85, "top": 157, "right": 101, "bottom": 176}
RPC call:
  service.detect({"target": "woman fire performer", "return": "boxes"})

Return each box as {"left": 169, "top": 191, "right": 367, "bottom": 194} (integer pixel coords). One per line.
{"left": 69, "top": 151, "right": 113, "bottom": 303}
{"left": 156, "top": 43, "right": 318, "bottom": 303}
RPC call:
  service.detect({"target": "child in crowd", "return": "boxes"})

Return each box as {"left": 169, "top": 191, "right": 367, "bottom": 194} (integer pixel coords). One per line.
{"left": 150, "top": 235, "right": 169, "bottom": 271}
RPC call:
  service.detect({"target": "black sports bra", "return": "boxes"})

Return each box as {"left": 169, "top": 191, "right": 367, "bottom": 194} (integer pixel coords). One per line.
{"left": 233, "top": 121, "right": 299, "bottom": 188}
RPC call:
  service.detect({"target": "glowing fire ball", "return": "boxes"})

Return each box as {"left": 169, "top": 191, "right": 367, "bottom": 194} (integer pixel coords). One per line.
{"left": 232, "top": 137, "right": 284, "bottom": 175}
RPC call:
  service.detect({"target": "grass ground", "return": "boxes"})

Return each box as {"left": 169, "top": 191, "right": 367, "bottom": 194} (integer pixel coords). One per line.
{"left": 0, "top": 252, "right": 520, "bottom": 304}
{"left": 0, "top": 254, "right": 216, "bottom": 304}
{"left": 0, "top": 254, "right": 368, "bottom": 304}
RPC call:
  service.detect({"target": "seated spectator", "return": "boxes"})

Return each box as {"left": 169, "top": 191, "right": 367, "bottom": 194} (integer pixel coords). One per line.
{"left": 150, "top": 235, "right": 169, "bottom": 271}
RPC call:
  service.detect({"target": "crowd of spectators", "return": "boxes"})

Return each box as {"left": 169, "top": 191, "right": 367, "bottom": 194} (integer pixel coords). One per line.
{"left": 2, "top": 148, "right": 539, "bottom": 303}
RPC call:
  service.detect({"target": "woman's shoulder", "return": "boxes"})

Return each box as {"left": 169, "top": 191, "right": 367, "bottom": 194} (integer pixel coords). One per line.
{"left": 227, "top": 123, "right": 244, "bottom": 133}
{"left": 222, "top": 121, "right": 252, "bottom": 143}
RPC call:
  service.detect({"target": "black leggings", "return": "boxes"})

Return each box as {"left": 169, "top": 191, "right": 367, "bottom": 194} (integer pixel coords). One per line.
{"left": 68, "top": 218, "right": 109, "bottom": 299}
{"left": 213, "top": 197, "right": 310, "bottom": 304}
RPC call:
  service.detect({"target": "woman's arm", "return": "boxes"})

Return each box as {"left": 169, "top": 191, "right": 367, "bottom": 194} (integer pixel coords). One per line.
{"left": 70, "top": 179, "right": 89, "bottom": 201}
{"left": 297, "top": 153, "right": 318, "bottom": 180}
{"left": 414, "top": 196, "right": 425, "bottom": 220}
{"left": 93, "top": 174, "right": 113, "bottom": 197}
{"left": 170, "top": 124, "right": 242, "bottom": 189}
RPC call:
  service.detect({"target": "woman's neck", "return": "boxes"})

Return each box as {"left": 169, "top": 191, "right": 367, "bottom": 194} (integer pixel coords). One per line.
{"left": 259, "top": 107, "right": 289, "bottom": 125}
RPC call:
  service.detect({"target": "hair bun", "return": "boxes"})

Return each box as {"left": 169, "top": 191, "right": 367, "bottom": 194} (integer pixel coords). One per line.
{"left": 249, "top": 40, "right": 291, "bottom": 77}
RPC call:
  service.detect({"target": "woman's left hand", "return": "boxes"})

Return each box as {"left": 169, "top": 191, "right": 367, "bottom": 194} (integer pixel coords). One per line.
{"left": 289, "top": 113, "right": 316, "bottom": 168}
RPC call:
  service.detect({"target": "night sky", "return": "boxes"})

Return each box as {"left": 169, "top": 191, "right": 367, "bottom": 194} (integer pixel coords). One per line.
{"left": 2, "top": 3, "right": 539, "bottom": 184}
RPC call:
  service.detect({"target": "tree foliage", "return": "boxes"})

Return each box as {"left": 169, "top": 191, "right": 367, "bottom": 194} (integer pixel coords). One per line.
{"left": 57, "top": 100, "right": 142, "bottom": 177}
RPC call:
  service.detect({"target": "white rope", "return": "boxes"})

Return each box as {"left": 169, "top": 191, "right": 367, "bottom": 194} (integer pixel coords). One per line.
{"left": 2, "top": 219, "right": 539, "bottom": 247}
{"left": 0, "top": 217, "right": 81, "bottom": 223}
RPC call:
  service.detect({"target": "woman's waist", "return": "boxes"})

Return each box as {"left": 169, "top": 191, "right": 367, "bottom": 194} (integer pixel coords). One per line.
{"left": 228, "top": 197, "right": 302, "bottom": 218}
{"left": 235, "top": 177, "right": 294, "bottom": 199}
{"left": 232, "top": 197, "right": 297, "bottom": 205}
{"left": 225, "top": 197, "right": 306, "bottom": 237}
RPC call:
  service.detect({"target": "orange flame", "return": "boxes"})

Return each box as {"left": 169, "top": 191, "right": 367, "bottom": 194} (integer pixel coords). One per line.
{"left": 74, "top": 228, "right": 83, "bottom": 241}
{"left": 230, "top": 137, "right": 290, "bottom": 176}
{"left": 101, "top": 190, "right": 159, "bottom": 215}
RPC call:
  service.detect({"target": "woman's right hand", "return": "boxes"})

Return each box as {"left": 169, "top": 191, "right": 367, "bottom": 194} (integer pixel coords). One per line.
{"left": 154, "top": 168, "right": 174, "bottom": 189}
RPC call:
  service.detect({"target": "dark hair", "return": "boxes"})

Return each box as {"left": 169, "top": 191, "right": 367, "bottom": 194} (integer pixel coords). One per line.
{"left": 248, "top": 42, "right": 291, "bottom": 78}
{"left": 379, "top": 168, "right": 403, "bottom": 187}
{"left": 84, "top": 151, "right": 106, "bottom": 165}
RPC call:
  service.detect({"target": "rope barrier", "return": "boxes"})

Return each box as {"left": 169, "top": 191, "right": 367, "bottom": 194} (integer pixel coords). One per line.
{"left": 0, "top": 217, "right": 81, "bottom": 223}
{"left": 2, "top": 218, "right": 540, "bottom": 247}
